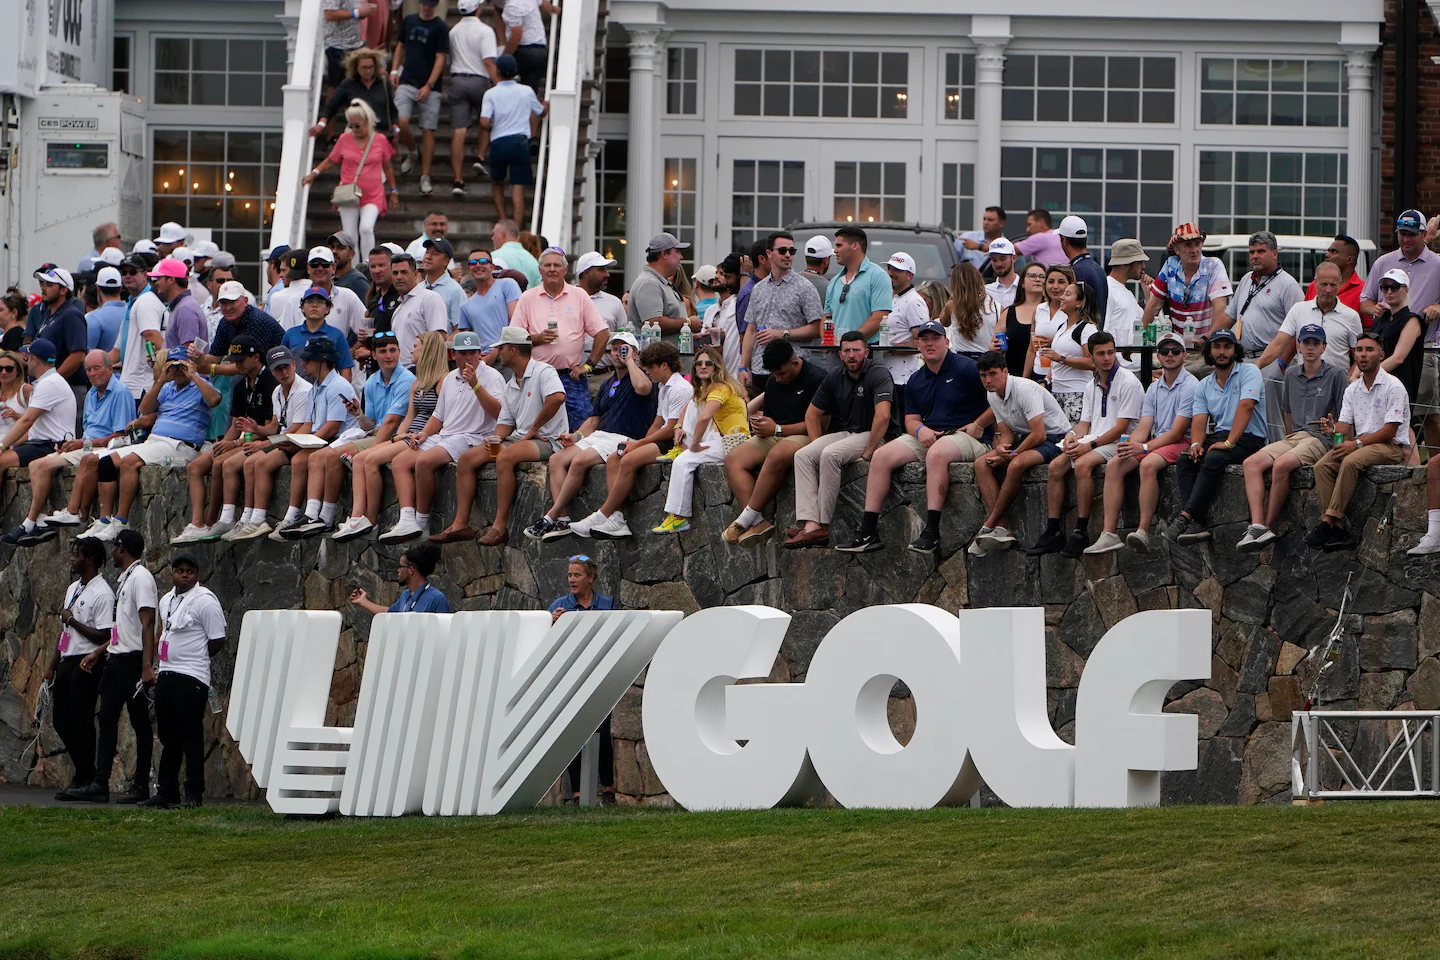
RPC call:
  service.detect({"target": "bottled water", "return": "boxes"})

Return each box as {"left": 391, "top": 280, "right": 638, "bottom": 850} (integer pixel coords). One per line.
{"left": 1182, "top": 318, "right": 1196, "bottom": 348}
{"left": 677, "top": 324, "right": 693, "bottom": 355}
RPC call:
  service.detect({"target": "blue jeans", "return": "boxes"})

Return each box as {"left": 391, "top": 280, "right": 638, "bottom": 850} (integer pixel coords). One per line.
{"left": 561, "top": 372, "right": 591, "bottom": 430}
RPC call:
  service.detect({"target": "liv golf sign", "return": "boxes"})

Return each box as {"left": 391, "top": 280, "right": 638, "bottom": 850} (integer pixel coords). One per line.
{"left": 228, "top": 605, "right": 1209, "bottom": 815}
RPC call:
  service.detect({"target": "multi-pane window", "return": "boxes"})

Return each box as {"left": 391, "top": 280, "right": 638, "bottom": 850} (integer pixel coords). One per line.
{"left": 941, "top": 163, "right": 976, "bottom": 232}
{"left": 734, "top": 50, "right": 908, "bottom": 119}
{"left": 595, "top": 140, "right": 628, "bottom": 293}
{"left": 663, "top": 158, "right": 698, "bottom": 271}
{"left": 1200, "top": 59, "right": 1348, "bottom": 127}
{"left": 1198, "top": 151, "right": 1348, "bottom": 239}
{"left": 153, "top": 38, "right": 287, "bottom": 107}
{"left": 113, "top": 35, "right": 132, "bottom": 94}
{"left": 943, "top": 53, "right": 975, "bottom": 120}
{"left": 1002, "top": 55, "right": 1175, "bottom": 123}
{"left": 1000, "top": 146, "right": 1175, "bottom": 270}
{"left": 731, "top": 159, "right": 805, "bottom": 252}
{"left": 667, "top": 47, "right": 699, "bottom": 115}
{"left": 601, "top": 45, "right": 630, "bottom": 114}
{"left": 833, "top": 162, "right": 905, "bottom": 223}
{"left": 151, "top": 129, "right": 280, "bottom": 289}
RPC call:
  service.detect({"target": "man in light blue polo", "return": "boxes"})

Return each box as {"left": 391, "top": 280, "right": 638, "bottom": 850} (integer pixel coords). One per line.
{"left": 457, "top": 246, "right": 521, "bottom": 354}
{"left": 824, "top": 225, "right": 891, "bottom": 340}
{"left": 1164, "top": 328, "right": 1267, "bottom": 545}
{"left": 480, "top": 54, "right": 547, "bottom": 226}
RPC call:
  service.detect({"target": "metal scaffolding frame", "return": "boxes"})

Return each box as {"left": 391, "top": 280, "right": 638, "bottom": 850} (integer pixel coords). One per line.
{"left": 1291, "top": 710, "right": 1440, "bottom": 800}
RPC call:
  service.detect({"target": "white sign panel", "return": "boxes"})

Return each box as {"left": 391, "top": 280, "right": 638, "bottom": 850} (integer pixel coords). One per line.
{"left": 228, "top": 606, "right": 1210, "bottom": 814}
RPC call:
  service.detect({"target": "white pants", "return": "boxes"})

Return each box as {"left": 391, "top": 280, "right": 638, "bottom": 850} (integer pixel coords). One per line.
{"left": 664, "top": 443, "right": 726, "bottom": 517}
{"left": 339, "top": 203, "right": 381, "bottom": 257}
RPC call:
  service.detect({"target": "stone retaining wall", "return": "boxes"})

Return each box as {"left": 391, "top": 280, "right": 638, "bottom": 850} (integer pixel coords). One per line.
{"left": 2, "top": 457, "right": 1437, "bottom": 805}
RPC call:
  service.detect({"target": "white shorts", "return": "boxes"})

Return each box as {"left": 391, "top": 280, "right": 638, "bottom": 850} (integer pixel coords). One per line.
{"left": 107, "top": 435, "right": 203, "bottom": 467}
{"left": 576, "top": 430, "right": 629, "bottom": 460}
{"left": 420, "top": 431, "right": 485, "bottom": 463}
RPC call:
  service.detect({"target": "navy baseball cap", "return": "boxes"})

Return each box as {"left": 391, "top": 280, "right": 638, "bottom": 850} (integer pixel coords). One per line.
{"left": 1208, "top": 328, "right": 1239, "bottom": 346}
{"left": 496, "top": 54, "right": 519, "bottom": 78}
{"left": 266, "top": 244, "right": 292, "bottom": 263}
{"left": 301, "top": 285, "right": 333, "bottom": 303}
{"left": 914, "top": 319, "right": 948, "bottom": 338}
{"left": 1396, "top": 209, "right": 1426, "bottom": 234}
{"left": 424, "top": 236, "right": 455, "bottom": 257}
{"left": 22, "top": 338, "right": 58, "bottom": 363}
{"left": 1296, "top": 323, "right": 1328, "bottom": 343}
{"left": 299, "top": 338, "right": 340, "bottom": 363}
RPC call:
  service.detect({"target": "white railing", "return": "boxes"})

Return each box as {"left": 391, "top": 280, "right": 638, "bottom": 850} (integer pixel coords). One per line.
{"left": 270, "top": 0, "right": 326, "bottom": 254}
{"left": 535, "top": 0, "right": 598, "bottom": 253}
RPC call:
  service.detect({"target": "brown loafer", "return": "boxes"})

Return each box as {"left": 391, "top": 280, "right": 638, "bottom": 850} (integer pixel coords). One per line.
{"left": 430, "top": 527, "right": 475, "bottom": 544}
{"left": 785, "top": 526, "right": 804, "bottom": 539}
{"left": 477, "top": 527, "right": 508, "bottom": 547}
{"left": 784, "top": 528, "right": 830, "bottom": 549}
{"left": 721, "top": 520, "right": 745, "bottom": 544}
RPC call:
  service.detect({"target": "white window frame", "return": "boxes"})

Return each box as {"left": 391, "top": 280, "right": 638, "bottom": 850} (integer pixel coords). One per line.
{"left": 1195, "top": 147, "right": 1349, "bottom": 240}
{"left": 113, "top": 32, "right": 135, "bottom": 95}
{"left": 940, "top": 51, "right": 977, "bottom": 123}
{"left": 594, "top": 139, "right": 628, "bottom": 290}
{"left": 832, "top": 160, "right": 908, "bottom": 224}
{"left": 940, "top": 161, "right": 976, "bottom": 233}
{"left": 1000, "top": 52, "right": 1178, "bottom": 126}
{"left": 1197, "top": 57, "right": 1349, "bottom": 129}
{"left": 151, "top": 35, "right": 289, "bottom": 108}
{"left": 665, "top": 45, "right": 702, "bottom": 118}
{"left": 663, "top": 157, "right": 700, "bottom": 271}
{"left": 727, "top": 46, "right": 912, "bottom": 122}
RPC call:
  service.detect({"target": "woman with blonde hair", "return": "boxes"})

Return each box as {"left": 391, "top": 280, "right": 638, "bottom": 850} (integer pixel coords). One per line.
{"left": 652, "top": 346, "right": 750, "bottom": 534}
{"left": 312, "top": 48, "right": 396, "bottom": 142}
{"left": 673, "top": 264, "right": 699, "bottom": 318}
{"left": 303, "top": 97, "right": 397, "bottom": 254}
{"left": 1037, "top": 280, "right": 1101, "bottom": 423}
{"left": 0, "top": 350, "right": 29, "bottom": 423}
{"left": 1026, "top": 263, "right": 1076, "bottom": 379}
{"left": 943, "top": 261, "right": 1002, "bottom": 354}
{"left": 331, "top": 332, "right": 448, "bottom": 540}
{"left": 917, "top": 281, "right": 949, "bottom": 321}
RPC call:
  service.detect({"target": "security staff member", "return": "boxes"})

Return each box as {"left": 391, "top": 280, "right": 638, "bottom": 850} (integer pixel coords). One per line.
{"left": 74, "top": 529, "right": 158, "bottom": 803}
{"left": 139, "top": 552, "right": 227, "bottom": 808}
{"left": 49, "top": 539, "right": 116, "bottom": 801}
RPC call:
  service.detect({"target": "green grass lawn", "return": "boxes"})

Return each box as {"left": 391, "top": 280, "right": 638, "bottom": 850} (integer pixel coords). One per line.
{"left": 2, "top": 801, "right": 1438, "bottom": 959}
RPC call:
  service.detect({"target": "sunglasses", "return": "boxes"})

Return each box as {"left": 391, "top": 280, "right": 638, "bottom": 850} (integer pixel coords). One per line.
{"left": 372, "top": 330, "right": 398, "bottom": 340}
{"left": 0, "top": 365, "right": 17, "bottom": 373}
{"left": 308, "top": 259, "right": 332, "bottom": 268}
{"left": 120, "top": 267, "right": 143, "bottom": 276}
{"left": 839, "top": 285, "right": 851, "bottom": 304}
{"left": 569, "top": 554, "right": 592, "bottom": 563}
{"left": 1157, "top": 345, "right": 1185, "bottom": 356}
{"left": 1379, "top": 283, "right": 1403, "bottom": 292}
{"left": 772, "top": 246, "right": 798, "bottom": 256}
{"left": 693, "top": 358, "right": 716, "bottom": 367}
{"left": 468, "top": 258, "right": 491, "bottom": 266}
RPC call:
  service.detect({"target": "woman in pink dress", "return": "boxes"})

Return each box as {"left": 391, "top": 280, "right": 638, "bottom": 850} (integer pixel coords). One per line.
{"left": 303, "top": 99, "right": 397, "bottom": 254}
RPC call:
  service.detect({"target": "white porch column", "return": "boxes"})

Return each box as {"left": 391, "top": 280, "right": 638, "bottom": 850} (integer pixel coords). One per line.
{"left": 970, "top": 15, "right": 1011, "bottom": 212}
{"left": 1340, "top": 23, "right": 1380, "bottom": 242}
{"left": 623, "top": 26, "right": 666, "bottom": 280}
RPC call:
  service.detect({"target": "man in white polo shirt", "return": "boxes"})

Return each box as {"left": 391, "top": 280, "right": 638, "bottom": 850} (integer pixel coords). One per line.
{"left": 46, "top": 538, "right": 115, "bottom": 802}
{"left": 984, "top": 238, "right": 1020, "bottom": 309}
{"left": 480, "top": 54, "right": 547, "bottom": 225}
{"left": 139, "top": 552, "right": 226, "bottom": 808}
{"left": 390, "top": 254, "right": 450, "bottom": 367}
{"left": 0, "top": 339, "right": 78, "bottom": 508}
{"left": 271, "top": 246, "right": 366, "bottom": 336}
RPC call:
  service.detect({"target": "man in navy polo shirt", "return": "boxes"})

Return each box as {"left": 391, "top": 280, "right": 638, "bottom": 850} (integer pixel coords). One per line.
{"left": 525, "top": 332, "right": 657, "bottom": 540}
{"left": 837, "top": 319, "right": 991, "bottom": 554}
{"left": 348, "top": 544, "right": 453, "bottom": 615}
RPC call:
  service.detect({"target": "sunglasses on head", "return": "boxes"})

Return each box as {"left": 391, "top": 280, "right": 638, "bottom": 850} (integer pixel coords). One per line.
{"left": 372, "top": 330, "right": 398, "bottom": 340}
{"left": 569, "top": 554, "right": 592, "bottom": 563}
{"left": 468, "top": 258, "right": 491, "bottom": 265}
{"left": 772, "top": 246, "right": 797, "bottom": 256}
{"left": 1157, "top": 344, "right": 1185, "bottom": 356}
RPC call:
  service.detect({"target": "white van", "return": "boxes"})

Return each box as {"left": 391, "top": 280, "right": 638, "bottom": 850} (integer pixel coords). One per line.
{"left": 1202, "top": 234, "right": 1376, "bottom": 287}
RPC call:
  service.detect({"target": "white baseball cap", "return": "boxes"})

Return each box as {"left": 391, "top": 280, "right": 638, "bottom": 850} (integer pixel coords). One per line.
{"left": 172, "top": 246, "right": 194, "bottom": 264}
{"left": 805, "top": 235, "right": 835, "bottom": 259}
{"left": 153, "top": 221, "right": 187, "bottom": 244}
{"left": 217, "top": 280, "right": 248, "bottom": 302}
{"left": 192, "top": 240, "right": 220, "bottom": 259}
{"left": 34, "top": 265, "right": 74, "bottom": 290}
{"left": 1381, "top": 268, "right": 1411, "bottom": 286}
{"left": 693, "top": 264, "right": 718, "bottom": 285}
{"left": 132, "top": 239, "right": 158, "bottom": 255}
{"left": 575, "top": 251, "right": 617, "bottom": 276}
{"left": 96, "top": 266, "right": 124, "bottom": 289}
{"left": 457, "top": 0, "right": 481, "bottom": 11}
{"left": 1058, "top": 215, "right": 1089, "bottom": 240}
{"left": 886, "top": 252, "right": 917, "bottom": 274}
{"left": 987, "top": 238, "right": 1017, "bottom": 257}
{"left": 380, "top": 242, "right": 406, "bottom": 256}
{"left": 307, "top": 245, "right": 336, "bottom": 263}
{"left": 98, "top": 247, "right": 126, "bottom": 267}
{"left": 492, "top": 255, "right": 510, "bottom": 272}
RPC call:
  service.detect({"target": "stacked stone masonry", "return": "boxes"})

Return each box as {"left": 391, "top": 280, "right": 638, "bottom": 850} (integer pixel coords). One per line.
{"left": 2, "top": 457, "right": 1437, "bottom": 807}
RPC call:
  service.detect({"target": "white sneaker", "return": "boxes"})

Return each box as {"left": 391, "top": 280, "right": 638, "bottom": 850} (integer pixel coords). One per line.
{"left": 967, "top": 529, "right": 991, "bottom": 557}
{"left": 419, "top": 175, "right": 433, "bottom": 196}
{"left": 171, "top": 523, "right": 210, "bottom": 545}
{"left": 204, "top": 519, "right": 236, "bottom": 540}
{"left": 43, "top": 509, "right": 82, "bottom": 527}
{"left": 332, "top": 516, "right": 374, "bottom": 542}
{"left": 1126, "top": 528, "right": 1152, "bottom": 553}
{"left": 234, "top": 521, "right": 271, "bottom": 541}
{"left": 569, "top": 512, "right": 604, "bottom": 538}
{"left": 591, "top": 512, "right": 631, "bottom": 539}
{"left": 399, "top": 153, "right": 415, "bottom": 175}
{"left": 94, "top": 520, "right": 128, "bottom": 542}
{"left": 79, "top": 518, "right": 111, "bottom": 540}
{"left": 1409, "top": 532, "right": 1440, "bottom": 556}
{"left": 379, "top": 517, "right": 425, "bottom": 542}
{"left": 1083, "top": 531, "right": 1125, "bottom": 554}
{"left": 1236, "top": 524, "right": 1272, "bottom": 553}
{"left": 977, "top": 525, "right": 1015, "bottom": 549}
{"left": 221, "top": 522, "right": 255, "bottom": 542}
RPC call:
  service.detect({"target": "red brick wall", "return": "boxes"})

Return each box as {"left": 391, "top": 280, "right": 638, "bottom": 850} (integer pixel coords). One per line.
{"left": 1378, "top": 1, "right": 1440, "bottom": 247}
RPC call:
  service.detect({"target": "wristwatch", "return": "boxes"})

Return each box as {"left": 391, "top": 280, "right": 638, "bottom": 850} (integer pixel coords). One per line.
{"left": 1142, "top": 443, "right": 1149, "bottom": 454}
{"left": 1356, "top": 438, "right": 1364, "bottom": 447}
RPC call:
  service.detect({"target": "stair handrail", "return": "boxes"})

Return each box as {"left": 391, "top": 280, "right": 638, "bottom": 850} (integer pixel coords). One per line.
{"left": 270, "top": 0, "right": 326, "bottom": 256}
{"left": 535, "top": 0, "right": 597, "bottom": 252}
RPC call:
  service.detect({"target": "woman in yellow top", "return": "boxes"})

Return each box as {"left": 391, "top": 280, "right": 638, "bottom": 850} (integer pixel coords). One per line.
{"left": 653, "top": 346, "right": 750, "bottom": 533}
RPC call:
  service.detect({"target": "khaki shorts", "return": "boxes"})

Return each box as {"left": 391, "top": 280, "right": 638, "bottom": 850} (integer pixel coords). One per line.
{"left": 896, "top": 430, "right": 990, "bottom": 461}
{"left": 1420, "top": 352, "right": 1439, "bottom": 415}
{"left": 1258, "top": 431, "right": 1328, "bottom": 466}
{"left": 348, "top": 435, "right": 381, "bottom": 453}
{"left": 743, "top": 434, "right": 810, "bottom": 455}
{"left": 502, "top": 436, "right": 556, "bottom": 461}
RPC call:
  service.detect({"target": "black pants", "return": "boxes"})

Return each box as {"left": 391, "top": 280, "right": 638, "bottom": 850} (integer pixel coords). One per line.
{"left": 155, "top": 672, "right": 208, "bottom": 801}
{"left": 1176, "top": 432, "right": 1265, "bottom": 521}
{"left": 567, "top": 713, "right": 613, "bottom": 793}
{"left": 53, "top": 656, "right": 103, "bottom": 786}
{"left": 94, "top": 651, "right": 152, "bottom": 790}
{"left": 515, "top": 44, "right": 548, "bottom": 96}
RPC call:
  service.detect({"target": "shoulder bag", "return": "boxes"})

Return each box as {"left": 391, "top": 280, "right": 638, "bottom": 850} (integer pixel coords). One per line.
{"left": 331, "top": 132, "right": 375, "bottom": 207}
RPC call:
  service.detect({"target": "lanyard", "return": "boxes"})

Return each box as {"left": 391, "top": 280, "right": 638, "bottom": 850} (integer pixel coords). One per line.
{"left": 64, "top": 581, "right": 83, "bottom": 613}
{"left": 404, "top": 582, "right": 431, "bottom": 612}
{"left": 164, "top": 587, "right": 201, "bottom": 633}
{"left": 1238, "top": 271, "right": 1277, "bottom": 318}
{"left": 116, "top": 561, "right": 141, "bottom": 608}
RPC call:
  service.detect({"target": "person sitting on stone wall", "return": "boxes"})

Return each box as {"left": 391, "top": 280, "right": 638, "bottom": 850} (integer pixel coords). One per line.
{"left": 784, "top": 332, "right": 895, "bottom": 549}
{"left": 722, "top": 338, "right": 828, "bottom": 544}
{"left": 837, "top": 319, "right": 991, "bottom": 555}
{"left": 1234, "top": 324, "right": 1348, "bottom": 553}
{"left": 268, "top": 338, "right": 362, "bottom": 540}
{"left": 379, "top": 330, "right": 505, "bottom": 543}
{"left": 969, "top": 350, "right": 1072, "bottom": 555}
{"left": 223, "top": 346, "right": 314, "bottom": 541}
{"left": 523, "top": 331, "right": 656, "bottom": 541}
{"left": 1306, "top": 333, "right": 1411, "bottom": 552}
{"left": 78, "top": 349, "right": 222, "bottom": 542}
{"left": 568, "top": 341, "right": 691, "bottom": 540}
{"left": 1027, "top": 330, "right": 1143, "bottom": 558}
{"left": 6, "top": 349, "right": 134, "bottom": 546}
{"left": 1084, "top": 330, "right": 1197, "bottom": 554}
